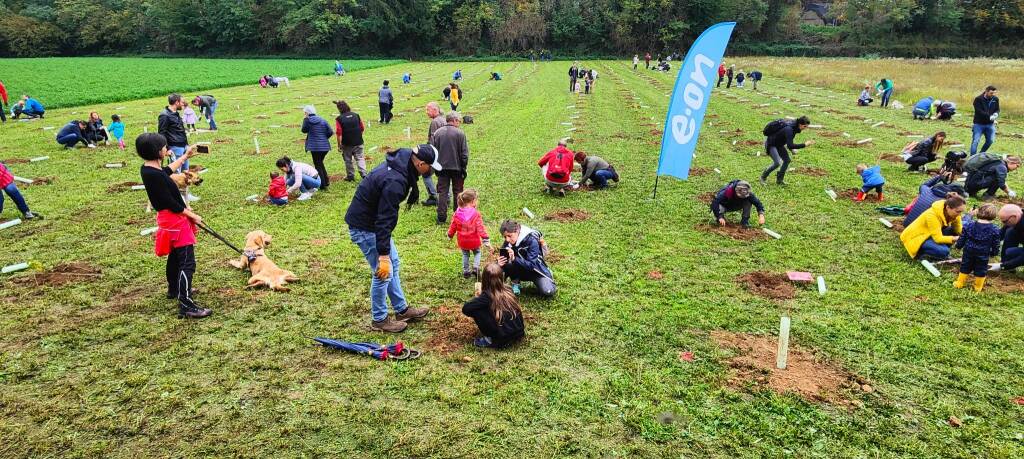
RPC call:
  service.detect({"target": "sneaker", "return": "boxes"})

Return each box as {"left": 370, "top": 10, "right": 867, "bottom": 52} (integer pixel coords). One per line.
{"left": 186, "top": 193, "right": 201, "bottom": 202}
{"left": 297, "top": 192, "right": 313, "bottom": 201}
{"left": 88, "top": 144, "right": 96, "bottom": 149}
{"left": 422, "top": 196, "right": 438, "bottom": 206}
{"left": 759, "top": 177, "right": 767, "bottom": 186}
{"left": 511, "top": 283, "right": 521, "bottom": 295}
{"left": 395, "top": 306, "right": 429, "bottom": 322}
{"left": 473, "top": 336, "right": 494, "bottom": 348}
{"left": 471, "top": 268, "right": 479, "bottom": 278}
{"left": 608, "top": 165, "right": 620, "bottom": 182}
{"left": 22, "top": 211, "right": 41, "bottom": 220}
{"left": 370, "top": 317, "right": 408, "bottom": 333}
{"left": 178, "top": 304, "right": 212, "bottom": 319}
{"left": 463, "top": 270, "right": 472, "bottom": 279}
{"left": 344, "top": 175, "right": 355, "bottom": 182}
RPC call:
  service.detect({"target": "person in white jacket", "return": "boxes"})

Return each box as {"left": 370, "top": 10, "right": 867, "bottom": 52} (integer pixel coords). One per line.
{"left": 276, "top": 156, "right": 321, "bottom": 200}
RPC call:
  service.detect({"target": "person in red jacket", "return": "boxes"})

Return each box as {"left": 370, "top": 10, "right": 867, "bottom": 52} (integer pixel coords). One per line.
{"left": 538, "top": 139, "right": 577, "bottom": 196}
{"left": 0, "top": 79, "right": 8, "bottom": 123}
{"left": 267, "top": 171, "right": 288, "bottom": 205}
{"left": 1, "top": 161, "right": 41, "bottom": 220}
{"left": 717, "top": 62, "right": 727, "bottom": 88}
{"left": 447, "top": 189, "right": 490, "bottom": 278}
{"left": 644, "top": 53, "right": 651, "bottom": 69}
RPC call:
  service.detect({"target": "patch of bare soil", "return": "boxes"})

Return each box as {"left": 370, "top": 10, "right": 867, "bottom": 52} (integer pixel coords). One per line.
{"left": 739, "top": 140, "right": 762, "bottom": 146}
{"left": 427, "top": 304, "right": 479, "bottom": 354}
{"left": 222, "top": 120, "right": 242, "bottom": 125}
{"left": 275, "top": 111, "right": 290, "bottom": 115}
{"left": 818, "top": 131, "right": 842, "bottom": 138}
{"left": 611, "top": 132, "right": 630, "bottom": 139}
{"left": 696, "top": 192, "right": 716, "bottom": 204}
{"left": 247, "top": 148, "right": 270, "bottom": 156}
{"left": 690, "top": 167, "right": 712, "bottom": 177}
{"left": 838, "top": 188, "right": 881, "bottom": 202}
{"left": 1, "top": 158, "right": 29, "bottom": 164}
{"left": 992, "top": 197, "right": 1024, "bottom": 208}
{"left": 696, "top": 224, "right": 766, "bottom": 241}
{"left": 544, "top": 209, "right": 590, "bottom": 222}
{"left": 649, "top": 129, "right": 663, "bottom": 137}
{"left": 23, "top": 177, "right": 55, "bottom": 187}
{"left": 712, "top": 331, "right": 866, "bottom": 405}
{"left": 891, "top": 218, "right": 905, "bottom": 232}
{"left": 838, "top": 140, "right": 872, "bottom": 147}
{"left": 791, "top": 166, "right": 828, "bottom": 177}
{"left": 214, "top": 138, "right": 235, "bottom": 144}
{"left": 898, "top": 131, "right": 923, "bottom": 136}
{"left": 845, "top": 115, "right": 867, "bottom": 121}
{"left": 736, "top": 271, "right": 796, "bottom": 300}
{"left": 648, "top": 270, "right": 664, "bottom": 280}
{"left": 107, "top": 181, "right": 142, "bottom": 192}
{"left": 946, "top": 266, "right": 1024, "bottom": 293}
{"left": 18, "top": 262, "right": 102, "bottom": 287}
{"left": 254, "top": 115, "right": 270, "bottom": 119}
{"left": 879, "top": 153, "right": 905, "bottom": 163}
{"left": 545, "top": 250, "right": 567, "bottom": 264}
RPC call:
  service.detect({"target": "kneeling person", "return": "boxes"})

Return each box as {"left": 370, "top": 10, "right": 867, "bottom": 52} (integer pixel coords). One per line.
{"left": 462, "top": 263, "right": 525, "bottom": 348}
{"left": 498, "top": 220, "right": 556, "bottom": 297}
{"left": 711, "top": 180, "right": 765, "bottom": 227}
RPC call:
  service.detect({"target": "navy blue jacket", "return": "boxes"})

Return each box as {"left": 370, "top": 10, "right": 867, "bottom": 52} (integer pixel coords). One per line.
{"left": 966, "top": 160, "right": 1009, "bottom": 191}
{"left": 956, "top": 221, "right": 1001, "bottom": 257}
{"left": 710, "top": 180, "right": 765, "bottom": 219}
{"left": 301, "top": 115, "right": 333, "bottom": 153}
{"left": 1001, "top": 219, "right": 1024, "bottom": 270}
{"left": 502, "top": 227, "right": 553, "bottom": 280}
{"left": 56, "top": 122, "right": 87, "bottom": 146}
{"left": 344, "top": 148, "right": 417, "bottom": 256}
{"left": 905, "top": 175, "right": 965, "bottom": 226}
{"left": 767, "top": 124, "right": 805, "bottom": 153}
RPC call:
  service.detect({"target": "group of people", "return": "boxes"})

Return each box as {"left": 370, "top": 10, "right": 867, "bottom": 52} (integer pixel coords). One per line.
{"left": 713, "top": 63, "right": 762, "bottom": 90}
{"left": 55, "top": 112, "right": 126, "bottom": 150}
{"left": 567, "top": 63, "right": 598, "bottom": 94}
{"left": 8, "top": 94, "right": 45, "bottom": 120}
{"left": 259, "top": 75, "right": 288, "bottom": 88}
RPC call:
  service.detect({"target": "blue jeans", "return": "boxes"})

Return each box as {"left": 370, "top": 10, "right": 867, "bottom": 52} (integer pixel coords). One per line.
{"left": 880, "top": 88, "right": 893, "bottom": 107}
{"left": 918, "top": 237, "right": 951, "bottom": 260}
{"left": 206, "top": 102, "right": 218, "bottom": 130}
{"left": 57, "top": 133, "right": 83, "bottom": 148}
{"left": 349, "top": 228, "right": 408, "bottom": 322}
{"left": 169, "top": 146, "right": 188, "bottom": 172}
{"left": 1, "top": 183, "right": 30, "bottom": 215}
{"left": 970, "top": 123, "right": 996, "bottom": 155}
{"left": 591, "top": 169, "right": 615, "bottom": 188}
{"left": 286, "top": 175, "right": 321, "bottom": 193}
{"left": 1003, "top": 247, "right": 1024, "bottom": 271}
{"left": 862, "top": 185, "right": 884, "bottom": 194}
{"left": 268, "top": 197, "right": 288, "bottom": 205}
{"left": 960, "top": 253, "right": 990, "bottom": 277}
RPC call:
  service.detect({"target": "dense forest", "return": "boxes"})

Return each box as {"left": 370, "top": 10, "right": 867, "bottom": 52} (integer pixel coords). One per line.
{"left": 1, "top": 0, "right": 1022, "bottom": 58}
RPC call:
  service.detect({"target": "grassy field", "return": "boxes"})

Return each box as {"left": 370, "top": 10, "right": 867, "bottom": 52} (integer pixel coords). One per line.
{"left": 1, "top": 60, "right": 1023, "bottom": 457}
{"left": 734, "top": 57, "right": 1024, "bottom": 118}
{"left": 0, "top": 58, "right": 403, "bottom": 109}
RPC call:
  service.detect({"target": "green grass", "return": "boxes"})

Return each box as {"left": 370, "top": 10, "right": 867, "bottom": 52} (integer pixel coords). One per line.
{"left": 1, "top": 60, "right": 1023, "bottom": 457}
{"left": 1, "top": 58, "right": 403, "bottom": 109}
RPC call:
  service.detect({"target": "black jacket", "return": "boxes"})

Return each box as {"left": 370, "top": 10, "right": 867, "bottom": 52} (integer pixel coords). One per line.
{"left": 973, "top": 94, "right": 999, "bottom": 125}
{"left": 158, "top": 107, "right": 188, "bottom": 147}
{"left": 568, "top": 66, "right": 579, "bottom": 79}
{"left": 344, "top": 148, "right": 417, "bottom": 256}
{"left": 462, "top": 292, "right": 525, "bottom": 347}
{"left": 55, "top": 122, "right": 86, "bottom": 145}
{"left": 767, "top": 123, "right": 805, "bottom": 152}
{"left": 1001, "top": 218, "right": 1024, "bottom": 270}
{"left": 710, "top": 180, "right": 765, "bottom": 219}
{"left": 336, "top": 112, "right": 364, "bottom": 147}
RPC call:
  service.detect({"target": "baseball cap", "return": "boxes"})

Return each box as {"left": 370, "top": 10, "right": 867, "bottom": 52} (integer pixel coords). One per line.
{"left": 414, "top": 144, "right": 442, "bottom": 171}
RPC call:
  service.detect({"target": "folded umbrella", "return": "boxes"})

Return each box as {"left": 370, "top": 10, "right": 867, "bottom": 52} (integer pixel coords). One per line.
{"left": 313, "top": 337, "right": 417, "bottom": 360}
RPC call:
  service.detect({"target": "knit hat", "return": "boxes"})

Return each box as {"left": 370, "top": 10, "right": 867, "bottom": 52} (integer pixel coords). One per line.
{"left": 734, "top": 180, "right": 752, "bottom": 198}
{"left": 303, "top": 105, "right": 317, "bottom": 115}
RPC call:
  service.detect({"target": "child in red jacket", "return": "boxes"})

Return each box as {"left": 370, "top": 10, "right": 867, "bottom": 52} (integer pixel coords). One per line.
{"left": 447, "top": 189, "right": 490, "bottom": 278}
{"left": 267, "top": 171, "right": 288, "bottom": 205}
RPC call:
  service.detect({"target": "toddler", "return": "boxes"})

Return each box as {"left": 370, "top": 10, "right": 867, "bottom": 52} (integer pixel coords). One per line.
{"left": 182, "top": 101, "right": 198, "bottom": 132}
{"left": 954, "top": 204, "right": 1002, "bottom": 292}
{"left": 268, "top": 171, "right": 288, "bottom": 205}
{"left": 109, "top": 114, "right": 126, "bottom": 150}
{"left": 736, "top": 70, "right": 746, "bottom": 88}
{"left": 447, "top": 189, "right": 490, "bottom": 278}
{"left": 856, "top": 163, "right": 885, "bottom": 202}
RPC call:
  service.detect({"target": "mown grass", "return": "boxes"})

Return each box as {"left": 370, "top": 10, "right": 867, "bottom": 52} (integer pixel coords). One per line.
{"left": 1, "top": 60, "right": 1022, "bottom": 457}
{"left": 734, "top": 56, "right": 1024, "bottom": 118}
{"left": 1, "top": 58, "right": 403, "bottom": 109}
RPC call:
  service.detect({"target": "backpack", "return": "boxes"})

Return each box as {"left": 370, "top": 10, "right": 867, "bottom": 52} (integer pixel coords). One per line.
{"left": 963, "top": 152, "right": 1003, "bottom": 174}
{"left": 547, "top": 150, "right": 570, "bottom": 180}
{"left": 462, "top": 115, "right": 474, "bottom": 124}
{"left": 762, "top": 119, "right": 788, "bottom": 137}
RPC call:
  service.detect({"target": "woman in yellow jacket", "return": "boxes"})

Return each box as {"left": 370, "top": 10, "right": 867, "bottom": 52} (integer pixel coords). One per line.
{"left": 899, "top": 193, "right": 966, "bottom": 260}
{"left": 449, "top": 83, "right": 461, "bottom": 111}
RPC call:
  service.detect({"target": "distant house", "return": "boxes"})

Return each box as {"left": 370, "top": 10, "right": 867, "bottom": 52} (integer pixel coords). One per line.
{"left": 802, "top": 2, "right": 837, "bottom": 26}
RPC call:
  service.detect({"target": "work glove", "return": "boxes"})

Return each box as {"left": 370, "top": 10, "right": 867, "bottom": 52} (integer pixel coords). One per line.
{"left": 1008, "top": 189, "right": 1017, "bottom": 198}
{"left": 990, "top": 113, "right": 999, "bottom": 121}
{"left": 376, "top": 255, "right": 392, "bottom": 280}
{"left": 989, "top": 263, "right": 1002, "bottom": 273}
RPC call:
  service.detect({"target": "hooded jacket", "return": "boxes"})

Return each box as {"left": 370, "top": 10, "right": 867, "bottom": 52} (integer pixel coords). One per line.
{"left": 447, "top": 206, "right": 489, "bottom": 250}
{"left": 501, "top": 224, "right": 552, "bottom": 279}
{"left": 710, "top": 180, "right": 765, "bottom": 219}
{"left": 538, "top": 145, "right": 575, "bottom": 183}
{"left": 344, "top": 148, "right": 417, "bottom": 256}
{"left": 860, "top": 165, "right": 885, "bottom": 187}
{"left": 904, "top": 175, "right": 964, "bottom": 226}
{"left": 301, "top": 114, "right": 334, "bottom": 152}
{"left": 900, "top": 200, "right": 963, "bottom": 258}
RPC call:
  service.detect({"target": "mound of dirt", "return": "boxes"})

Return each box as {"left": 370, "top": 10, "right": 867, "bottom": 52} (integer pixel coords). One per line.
{"left": 254, "top": 115, "right": 270, "bottom": 120}
{"left": 792, "top": 166, "right": 828, "bottom": 177}
{"left": 696, "top": 224, "right": 766, "bottom": 241}
{"left": 891, "top": 218, "right": 905, "bottom": 232}
{"left": 712, "top": 331, "right": 865, "bottom": 404}
{"left": 738, "top": 140, "right": 762, "bottom": 146}
{"left": 946, "top": 265, "right": 1024, "bottom": 293}
{"left": 648, "top": 270, "right": 664, "bottom": 280}
{"left": 275, "top": 111, "right": 290, "bottom": 115}
{"left": 736, "top": 271, "right": 796, "bottom": 300}
{"left": 845, "top": 115, "right": 867, "bottom": 121}
{"left": 426, "top": 304, "right": 479, "bottom": 354}
{"left": 19, "top": 262, "right": 102, "bottom": 287}
{"left": 222, "top": 120, "right": 242, "bottom": 125}
{"left": 838, "top": 140, "right": 872, "bottom": 148}
{"left": 23, "top": 177, "right": 55, "bottom": 187}
{"left": 108, "top": 181, "right": 143, "bottom": 192}
{"left": 879, "top": 153, "right": 904, "bottom": 163}
{"left": 690, "top": 167, "right": 712, "bottom": 177}
{"left": 611, "top": 132, "right": 630, "bottom": 139}
{"left": 838, "top": 188, "right": 882, "bottom": 202}
{"left": 649, "top": 129, "right": 663, "bottom": 137}
{"left": 213, "top": 138, "right": 235, "bottom": 144}
{"left": 545, "top": 209, "right": 590, "bottom": 223}
{"left": 818, "top": 131, "right": 843, "bottom": 138}
{"left": 1, "top": 158, "right": 29, "bottom": 164}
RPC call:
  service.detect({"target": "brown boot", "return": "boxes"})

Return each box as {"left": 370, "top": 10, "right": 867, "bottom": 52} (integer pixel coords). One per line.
{"left": 396, "top": 306, "right": 429, "bottom": 322}
{"left": 371, "top": 317, "right": 408, "bottom": 333}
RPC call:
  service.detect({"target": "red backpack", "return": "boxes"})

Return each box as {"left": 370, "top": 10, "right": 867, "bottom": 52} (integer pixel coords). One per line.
{"left": 547, "top": 149, "right": 570, "bottom": 180}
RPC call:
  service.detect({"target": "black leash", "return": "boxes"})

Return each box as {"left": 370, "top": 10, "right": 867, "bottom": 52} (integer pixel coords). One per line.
{"left": 195, "top": 221, "right": 244, "bottom": 255}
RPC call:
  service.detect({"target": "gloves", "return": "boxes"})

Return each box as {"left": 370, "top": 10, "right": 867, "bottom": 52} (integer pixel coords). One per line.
{"left": 990, "top": 113, "right": 999, "bottom": 121}
{"left": 989, "top": 263, "right": 1002, "bottom": 273}
{"left": 1008, "top": 189, "right": 1017, "bottom": 198}
{"left": 376, "top": 255, "right": 392, "bottom": 280}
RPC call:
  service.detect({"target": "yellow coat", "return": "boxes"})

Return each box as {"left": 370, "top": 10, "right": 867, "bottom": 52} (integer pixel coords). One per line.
{"left": 899, "top": 200, "right": 962, "bottom": 258}
{"left": 450, "top": 88, "right": 460, "bottom": 105}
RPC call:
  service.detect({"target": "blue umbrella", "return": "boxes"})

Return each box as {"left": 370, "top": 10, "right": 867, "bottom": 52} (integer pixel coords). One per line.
{"left": 312, "top": 337, "right": 411, "bottom": 360}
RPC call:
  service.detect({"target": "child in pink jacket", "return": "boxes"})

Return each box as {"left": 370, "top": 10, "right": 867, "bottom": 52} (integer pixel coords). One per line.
{"left": 447, "top": 189, "right": 490, "bottom": 278}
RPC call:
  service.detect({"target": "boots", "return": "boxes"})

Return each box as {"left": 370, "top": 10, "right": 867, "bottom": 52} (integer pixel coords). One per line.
{"left": 953, "top": 273, "right": 969, "bottom": 289}
{"left": 973, "top": 277, "right": 986, "bottom": 292}
{"left": 371, "top": 317, "right": 407, "bottom": 333}
{"left": 855, "top": 191, "right": 866, "bottom": 202}
{"left": 395, "top": 306, "right": 429, "bottom": 322}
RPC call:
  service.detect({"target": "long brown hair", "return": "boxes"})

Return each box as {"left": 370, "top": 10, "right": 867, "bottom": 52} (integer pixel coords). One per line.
{"left": 931, "top": 131, "right": 946, "bottom": 153}
{"left": 481, "top": 263, "right": 521, "bottom": 324}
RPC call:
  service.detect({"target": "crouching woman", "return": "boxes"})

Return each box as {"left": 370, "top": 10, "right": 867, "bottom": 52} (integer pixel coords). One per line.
{"left": 497, "top": 219, "right": 556, "bottom": 297}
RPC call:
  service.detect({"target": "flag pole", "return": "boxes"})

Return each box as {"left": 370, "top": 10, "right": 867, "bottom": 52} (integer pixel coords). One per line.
{"left": 652, "top": 174, "right": 660, "bottom": 199}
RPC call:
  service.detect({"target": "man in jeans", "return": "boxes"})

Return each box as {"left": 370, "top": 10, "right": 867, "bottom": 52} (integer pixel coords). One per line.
{"left": 378, "top": 80, "right": 393, "bottom": 124}
{"left": 158, "top": 93, "right": 197, "bottom": 201}
{"left": 345, "top": 145, "right": 439, "bottom": 332}
{"left": 431, "top": 112, "right": 470, "bottom": 225}
{"left": 971, "top": 85, "right": 1000, "bottom": 155}
{"left": 420, "top": 102, "right": 445, "bottom": 206}
{"left": 193, "top": 95, "right": 218, "bottom": 131}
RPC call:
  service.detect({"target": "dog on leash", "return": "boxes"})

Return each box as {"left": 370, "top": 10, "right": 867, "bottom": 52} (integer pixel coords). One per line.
{"left": 146, "top": 170, "right": 203, "bottom": 212}
{"left": 229, "top": 230, "right": 299, "bottom": 291}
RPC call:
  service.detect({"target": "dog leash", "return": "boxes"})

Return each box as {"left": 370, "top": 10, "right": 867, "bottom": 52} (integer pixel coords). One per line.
{"left": 195, "top": 221, "right": 244, "bottom": 256}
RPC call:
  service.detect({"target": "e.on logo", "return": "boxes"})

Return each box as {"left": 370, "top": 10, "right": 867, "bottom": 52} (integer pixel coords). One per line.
{"left": 670, "top": 54, "right": 714, "bottom": 145}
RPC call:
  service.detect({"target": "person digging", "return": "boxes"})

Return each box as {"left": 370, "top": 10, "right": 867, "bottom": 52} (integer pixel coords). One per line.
{"left": 710, "top": 180, "right": 765, "bottom": 228}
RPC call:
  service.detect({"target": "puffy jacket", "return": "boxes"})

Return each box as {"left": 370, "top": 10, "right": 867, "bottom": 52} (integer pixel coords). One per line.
{"left": 860, "top": 165, "right": 885, "bottom": 187}
{"left": 336, "top": 112, "right": 364, "bottom": 147}
{"left": 905, "top": 176, "right": 964, "bottom": 226}
{"left": 301, "top": 115, "right": 333, "bottom": 152}
{"left": 268, "top": 176, "right": 287, "bottom": 199}
{"left": 447, "top": 206, "right": 489, "bottom": 250}
{"left": 710, "top": 180, "right": 765, "bottom": 219}
{"left": 538, "top": 145, "right": 575, "bottom": 183}
{"left": 718, "top": 64, "right": 726, "bottom": 77}
{"left": 0, "top": 162, "right": 13, "bottom": 188}
{"left": 502, "top": 224, "right": 552, "bottom": 279}
{"left": 158, "top": 107, "right": 188, "bottom": 147}
{"left": 0, "top": 81, "right": 7, "bottom": 104}
{"left": 108, "top": 121, "right": 125, "bottom": 140}
{"left": 900, "top": 200, "right": 962, "bottom": 258}
{"left": 973, "top": 94, "right": 999, "bottom": 125}
{"left": 344, "top": 148, "right": 417, "bottom": 256}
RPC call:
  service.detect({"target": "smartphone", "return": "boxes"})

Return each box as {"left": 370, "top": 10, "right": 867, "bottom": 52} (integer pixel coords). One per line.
{"left": 196, "top": 143, "right": 210, "bottom": 154}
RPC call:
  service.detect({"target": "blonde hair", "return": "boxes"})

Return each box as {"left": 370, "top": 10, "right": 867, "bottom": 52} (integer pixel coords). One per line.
{"left": 856, "top": 164, "right": 867, "bottom": 174}
{"left": 458, "top": 188, "right": 478, "bottom": 207}
{"left": 977, "top": 203, "right": 998, "bottom": 221}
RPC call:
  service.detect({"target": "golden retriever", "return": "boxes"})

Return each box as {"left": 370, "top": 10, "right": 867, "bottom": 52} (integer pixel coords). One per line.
{"left": 228, "top": 230, "right": 299, "bottom": 291}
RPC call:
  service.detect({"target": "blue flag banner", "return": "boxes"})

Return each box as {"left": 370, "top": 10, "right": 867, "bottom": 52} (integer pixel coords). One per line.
{"left": 656, "top": 22, "right": 736, "bottom": 180}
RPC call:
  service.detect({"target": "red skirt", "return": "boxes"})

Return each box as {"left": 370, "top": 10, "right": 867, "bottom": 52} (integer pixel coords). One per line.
{"left": 154, "top": 210, "right": 197, "bottom": 257}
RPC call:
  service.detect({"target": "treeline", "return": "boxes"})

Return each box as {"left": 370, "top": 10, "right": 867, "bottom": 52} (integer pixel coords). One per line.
{"left": 1, "top": 0, "right": 1022, "bottom": 58}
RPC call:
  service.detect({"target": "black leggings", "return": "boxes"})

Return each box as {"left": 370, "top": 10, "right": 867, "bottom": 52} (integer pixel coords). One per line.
{"left": 167, "top": 245, "right": 198, "bottom": 308}
{"left": 310, "top": 151, "right": 330, "bottom": 189}
{"left": 906, "top": 154, "right": 936, "bottom": 170}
